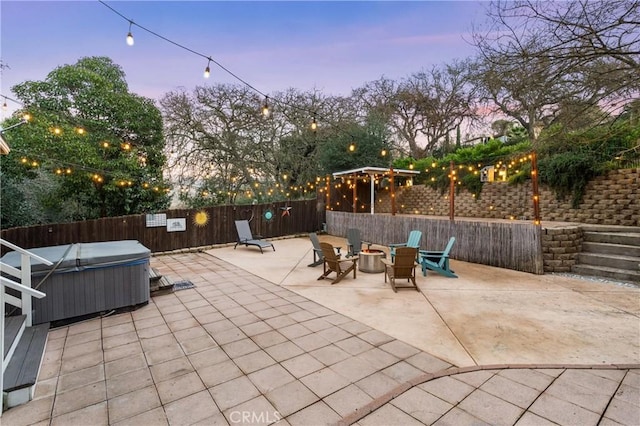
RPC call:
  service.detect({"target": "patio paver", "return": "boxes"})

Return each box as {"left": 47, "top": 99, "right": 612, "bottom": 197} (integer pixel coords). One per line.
{"left": 1, "top": 239, "right": 638, "bottom": 425}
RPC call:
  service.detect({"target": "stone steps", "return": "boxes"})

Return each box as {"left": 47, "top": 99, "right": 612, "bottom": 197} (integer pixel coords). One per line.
{"left": 571, "top": 227, "right": 640, "bottom": 285}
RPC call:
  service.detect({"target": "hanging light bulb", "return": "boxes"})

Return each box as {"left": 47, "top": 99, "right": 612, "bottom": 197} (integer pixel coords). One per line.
{"left": 2, "top": 98, "right": 7, "bottom": 111}
{"left": 381, "top": 148, "right": 387, "bottom": 157}
{"left": 203, "top": 58, "right": 211, "bottom": 79}
{"left": 311, "top": 114, "right": 317, "bottom": 131}
{"left": 126, "top": 21, "right": 134, "bottom": 46}
{"left": 261, "top": 96, "right": 270, "bottom": 117}
{"left": 349, "top": 142, "right": 356, "bottom": 152}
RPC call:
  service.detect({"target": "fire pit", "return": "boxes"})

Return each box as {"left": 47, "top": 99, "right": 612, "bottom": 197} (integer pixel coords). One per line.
{"left": 358, "top": 249, "right": 386, "bottom": 273}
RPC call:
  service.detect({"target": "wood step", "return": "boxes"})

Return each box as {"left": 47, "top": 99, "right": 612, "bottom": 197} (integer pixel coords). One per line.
{"left": 3, "top": 315, "right": 26, "bottom": 358}
{"left": 582, "top": 241, "right": 640, "bottom": 257}
{"left": 3, "top": 322, "right": 50, "bottom": 393}
{"left": 149, "top": 267, "right": 163, "bottom": 282}
{"left": 571, "top": 264, "right": 640, "bottom": 285}
{"left": 577, "top": 252, "right": 640, "bottom": 271}
{"left": 583, "top": 232, "right": 640, "bottom": 246}
{"left": 149, "top": 275, "right": 174, "bottom": 293}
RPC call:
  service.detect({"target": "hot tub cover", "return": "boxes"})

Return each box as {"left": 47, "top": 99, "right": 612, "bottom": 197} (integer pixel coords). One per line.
{"left": 1, "top": 240, "right": 150, "bottom": 275}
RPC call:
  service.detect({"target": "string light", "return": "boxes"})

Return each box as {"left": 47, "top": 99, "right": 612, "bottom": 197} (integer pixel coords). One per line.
{"left": 98, "top": 1, "right": 358, "bottom": 140}
{"left": 126, "top": 21, "right": 134, "bottom": 46}
{"left": 261, "top": 96, "right": 270, "bottom": 117}
{"left": 203, "top": 58, "right": 211, "bottom": 79}
{"left": 348, "top": 142, "right": 356, "bottom": 152}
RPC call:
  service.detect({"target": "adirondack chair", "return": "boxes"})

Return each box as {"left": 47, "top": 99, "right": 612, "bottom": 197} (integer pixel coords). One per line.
{"left": 345, "top": 228, "right": 371, "bottom": 257}
{"left": 317, "top": 242, "right": 358, "bottom": 284}
{"left": 389, "top": 230, "right": 422, "bottom": 261}
{"left": 233, "top": 220, "right": 275, "bottom": 253}
{"left": 419, "top": 237, "right": 457, "bottom": 278}
{"left": 308, "top": 232, "right": 341, "bottom": 267}
{"left": 381, "top": 246, "right": 419, "bottom": 292}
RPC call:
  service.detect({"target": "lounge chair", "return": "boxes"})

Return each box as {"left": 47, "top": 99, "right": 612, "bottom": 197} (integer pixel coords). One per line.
{"left": 346, "top": 228, "right": 371, "bottom": 257}
{"left": 381, "top": 246, "right": 419, "bottom": 292}
{"left": 308, "top": 232, "right": 341, "bottom": 267}
{"left": 317, "top": 242, "right": 357, "bottom": 284}
{"left": 389, "top": 230, "right": 422, "bottom": 260}
{"left": 233, "top": 220, "right": 275, "bottom": 253}
{"left": 419, "top": 237, "right": 457, "bottom": 278}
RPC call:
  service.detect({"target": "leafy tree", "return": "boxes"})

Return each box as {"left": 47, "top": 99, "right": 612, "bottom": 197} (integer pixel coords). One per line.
{"left": 317, "top": 123, "right": 388, "bottom": 175}
{"left": 1, "top": 56, "right": 170, "bottom": 227}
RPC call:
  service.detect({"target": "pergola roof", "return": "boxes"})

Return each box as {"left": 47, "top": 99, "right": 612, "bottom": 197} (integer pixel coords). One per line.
{"left": 330, "top": 166, "right": 420, "bottom": 215}
{"left": 332, "top": 166, "right": 420, "bottom": 178}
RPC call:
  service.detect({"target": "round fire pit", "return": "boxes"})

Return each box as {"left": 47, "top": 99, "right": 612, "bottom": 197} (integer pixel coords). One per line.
{"left": 358, "top": 249, "right": 386, "bottom": 273}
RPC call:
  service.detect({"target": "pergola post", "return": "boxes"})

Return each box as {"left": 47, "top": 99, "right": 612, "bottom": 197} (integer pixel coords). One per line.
{"left": 531, "top": 152, "right": 541, "bottom": 226}
{"left": 352, "top": 173, "right": 357, "bottom": 213}
{"left": 325, "top": 175, "right": 330, "bottom": 210}
{"left": 390, "top": 167, "right": 396, "bottom": 216}
{"left": 449, "top": 161, "right": 455, "bottom": 221}
{"left": 370, "top": 174, "right": 375, "bottom": 214}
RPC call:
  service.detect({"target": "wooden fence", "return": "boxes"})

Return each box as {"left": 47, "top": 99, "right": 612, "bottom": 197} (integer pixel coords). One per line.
{"left": 1, "top": 200, "right": 323, "bottom": 255}
{"left": 327, "top": 211, "right": 544, "bottom": 274}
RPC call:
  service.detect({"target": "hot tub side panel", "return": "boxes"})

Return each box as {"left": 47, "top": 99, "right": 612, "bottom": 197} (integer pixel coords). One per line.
{"left": 33, "top": 259, "right": 149, "bottom": 325}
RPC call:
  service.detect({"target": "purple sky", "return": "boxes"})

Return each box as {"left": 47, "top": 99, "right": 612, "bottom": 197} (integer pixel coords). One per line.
{"left": 1, "top": 1, "right": 487, "bottom": 116}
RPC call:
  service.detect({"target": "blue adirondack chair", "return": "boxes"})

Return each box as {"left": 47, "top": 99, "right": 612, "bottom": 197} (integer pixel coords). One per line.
{"left": 389, "top": 230, "right": 422, "bottom": 261}
{"left": 419, "top": 237, "right": 457, "bottom": 278}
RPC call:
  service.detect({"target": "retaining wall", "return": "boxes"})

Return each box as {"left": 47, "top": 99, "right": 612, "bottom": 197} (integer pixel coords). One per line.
{"left": 376, "top": 168, "right": 639, "bottom": 226}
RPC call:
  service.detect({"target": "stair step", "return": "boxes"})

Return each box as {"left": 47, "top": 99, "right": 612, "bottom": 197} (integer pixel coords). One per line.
{"left": 150, "top": 275, "right": 173, "bottom": 293}
{"left": 577, "top": 252, "right": 640, "bottom": 270}
{"left": 3, "top": 322, "right": 50, "bottom": 393}
{"left": 572, "top": 264, "right": 640, "bottom": 284}
{"left": 149, "top": 267, "right": 163, "bottom": 282}
{"left": 583, "top": 232, "right": 640, "bottom": 246}
{"left": 580, "top": 224, "right": 640, "bottom": 233}
{"left": 582, "top": 241, "right": 640, "bottom": 257}
{"left": 4, "top": 315, "right": 26, "bottom": 357}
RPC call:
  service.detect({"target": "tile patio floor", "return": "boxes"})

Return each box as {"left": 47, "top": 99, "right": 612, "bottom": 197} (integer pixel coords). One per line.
{"left": 1, "top": 237, "right": 639, "bottom": 425}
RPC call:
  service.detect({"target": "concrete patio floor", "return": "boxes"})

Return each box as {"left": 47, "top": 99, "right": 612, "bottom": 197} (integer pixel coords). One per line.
{"left": 2, "top": 234, "right": 638, "bottom": 425}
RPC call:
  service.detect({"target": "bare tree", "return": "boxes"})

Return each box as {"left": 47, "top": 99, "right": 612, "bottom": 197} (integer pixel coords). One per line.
{"left": 161, "top": 84, "right": 277, "bottom": 204}
{"left": 161, "top": 85, "right": 348, "bottom": 204}
{"left": 401, "top": 61, "right": 478, "bottom": 157}
{"left": 354, "top": 62, "right": 478, "bottom": 159}
{"left": 471, "top": 0, "right": 640, "bottom": 143}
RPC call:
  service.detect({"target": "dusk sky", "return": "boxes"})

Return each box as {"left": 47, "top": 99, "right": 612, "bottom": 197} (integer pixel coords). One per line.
{"left": 1, "top": 1, "right": 487, "bottom": 117}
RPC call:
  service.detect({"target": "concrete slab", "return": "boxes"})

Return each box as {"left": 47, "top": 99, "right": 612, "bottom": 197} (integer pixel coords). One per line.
{"left": 208, "top": 235, "right": 640, "bottom": 367}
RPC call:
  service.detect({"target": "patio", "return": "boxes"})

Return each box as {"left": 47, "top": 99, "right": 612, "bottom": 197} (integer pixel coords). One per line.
{"left": 2, "top": 235, "right": 638, "bottom": 425}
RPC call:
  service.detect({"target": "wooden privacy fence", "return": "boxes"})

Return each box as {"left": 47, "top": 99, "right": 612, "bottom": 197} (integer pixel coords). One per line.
{"left": 1, "top": 200, "right": 323, "bottom": 254}
{"left": 327, "top": 211, "right": 544, "bottom": 274}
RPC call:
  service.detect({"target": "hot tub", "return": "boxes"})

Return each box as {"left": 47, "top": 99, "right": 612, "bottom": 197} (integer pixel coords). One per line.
{"left": 1, "top": 240, "right": 150, "bottom": 324}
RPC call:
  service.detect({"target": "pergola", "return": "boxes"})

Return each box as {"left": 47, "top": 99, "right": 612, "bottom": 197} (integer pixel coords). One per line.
{"left": 331, "top": 166, "right": 420, "bottom": 215}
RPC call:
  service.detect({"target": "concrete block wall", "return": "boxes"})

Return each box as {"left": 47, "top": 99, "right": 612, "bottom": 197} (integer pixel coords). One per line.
{"left": 376, "top": 168, "right": 639, "bottom": 226}
{"left": 541, "top": 226, "right": 583, "bottom": 273}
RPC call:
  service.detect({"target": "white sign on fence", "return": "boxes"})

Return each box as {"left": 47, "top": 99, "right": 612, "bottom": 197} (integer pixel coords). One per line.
{"left": 167, "top": 218, "right": 187, "bottom": 232}
{"left": 146, "top": 213, "right": 167, "bottom": 227}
